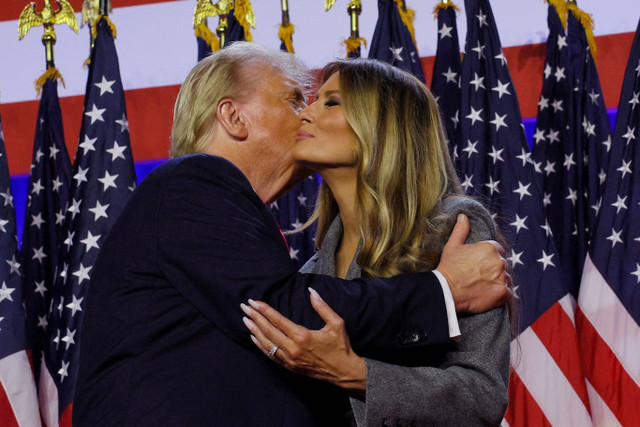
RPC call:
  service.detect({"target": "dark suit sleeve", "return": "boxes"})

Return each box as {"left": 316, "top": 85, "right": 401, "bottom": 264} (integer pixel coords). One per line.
{"left": 155, "top": 157, "right": 449, "bottom": 353}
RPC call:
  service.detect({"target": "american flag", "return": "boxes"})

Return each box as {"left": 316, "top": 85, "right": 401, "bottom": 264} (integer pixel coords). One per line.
{"left": 42, "top": 18, "right": 136, "bottom": 426}
{"left": 197, "top": 6, "right": 252, "bottom": 61}
{"left": 565, "top": 6, "right": 611, "bottom": 230}
{"left": 532, "top": 2, "right": 612, "bottom": 297}
{"left": 0, "top": 112, "right": 41, "bottom": 426}
{"left": 575, "top": 16, "right": 640, "bottom": 426}
{"left": 196, "top": 30, "right": 211, "bottom": 62}
{"left": 227, "top": 8, "right": 248, "bottom": 44}
{"left": 368, "top": 0, "right": 426, "bottom": 83}
{"left": 430, "top": 0, "right": 462, "bottom": 153}
{"left": 270, "top": 175, "right": 319, "bottom": 269}
{"left": 20, "top": 76, "right": 72, "bottom": 394}
{"left": 452, "top": 0, "right": 591, "bottom": 424}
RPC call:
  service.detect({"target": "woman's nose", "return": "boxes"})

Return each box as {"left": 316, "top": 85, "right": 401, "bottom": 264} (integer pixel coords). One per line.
{"left": 299, "top": 104, "right": 313, "bottom": 123}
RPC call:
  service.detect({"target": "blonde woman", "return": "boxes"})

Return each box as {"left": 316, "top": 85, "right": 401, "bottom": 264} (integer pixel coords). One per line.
{"left": 242, "top": 59, "right": 511, "bottom": 426}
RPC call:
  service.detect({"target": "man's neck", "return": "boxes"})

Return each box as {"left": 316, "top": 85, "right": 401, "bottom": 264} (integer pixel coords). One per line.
{"left": 205, "top": 144, "right": 308, "bottom": 204}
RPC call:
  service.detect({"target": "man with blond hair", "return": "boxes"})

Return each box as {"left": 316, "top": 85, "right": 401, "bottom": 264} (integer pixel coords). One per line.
{"left": 74, "top": 42, "right": 510, "bottom": 426}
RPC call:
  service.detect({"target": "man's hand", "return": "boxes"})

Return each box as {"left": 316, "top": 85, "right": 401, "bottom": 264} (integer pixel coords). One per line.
{"left": 436, "top": 214, "right": 512, "bottom": 314}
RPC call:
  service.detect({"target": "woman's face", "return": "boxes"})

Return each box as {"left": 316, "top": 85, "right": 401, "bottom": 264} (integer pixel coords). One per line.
{"left": 293, "top": 73, "right": 358, "bottom": 171}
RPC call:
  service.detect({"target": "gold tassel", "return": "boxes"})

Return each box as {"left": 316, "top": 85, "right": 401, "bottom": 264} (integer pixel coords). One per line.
{"left": 433, "top": 0, "right": 460, "bottom": 18}
{"left": 233, "top": 0, "right": 255, "bottom": 42}
{"left": 342, "top": 37, "right": 367, "bottom": 58}
{"left": 83, "top": 57, "right": 91, "bottom": 67}
{"left": 35, "top": 67, "right": 65, "bottom": 95}
{"left": 195, "top": 23, "right": 221, "bottom": 52}
{"left": 546, "top": 0, "right": 569, "bottom": 29}
{"left": 393, "top": 0, "right": 417, "bottom": 47}
{"left": 279, "top": 23, "right": 295, "bottom": 54}
{"left": 567, "top": 3, "right": 597, "bottom": 57}
{"left": 91, "top": 15, "right": 117, "bottom": 40}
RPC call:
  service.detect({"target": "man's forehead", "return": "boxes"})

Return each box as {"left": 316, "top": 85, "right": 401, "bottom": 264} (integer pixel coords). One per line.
{"left": 281, "top": 77, "right": 305, "bottom": 95}
{"left": 260, "top": 74, "right": 304, "bottom": 99}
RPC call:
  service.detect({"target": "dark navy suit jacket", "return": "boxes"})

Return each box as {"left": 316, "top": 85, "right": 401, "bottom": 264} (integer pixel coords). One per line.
{"left": 73, "top": 154, "right": 450, "bottom": 426}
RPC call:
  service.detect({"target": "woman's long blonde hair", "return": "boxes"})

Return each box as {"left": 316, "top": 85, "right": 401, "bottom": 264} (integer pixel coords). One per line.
{"left": 311, "top": 59, "right": 464, "bottom": 277}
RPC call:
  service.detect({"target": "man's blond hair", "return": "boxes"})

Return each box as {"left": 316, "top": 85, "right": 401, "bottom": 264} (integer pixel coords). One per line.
{"left": 170, "top": 42, "right": 311, "bottom": 158}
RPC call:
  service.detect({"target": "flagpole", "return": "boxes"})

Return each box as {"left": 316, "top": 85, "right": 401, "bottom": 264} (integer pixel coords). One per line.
{"left": 217, "top": 14, "right": 228, "bottom": 49}
{"left": 43, "top": 26, "right": 56, "bottom": 70}
{"left": 281, "top": 0, "right": 290, "bottom": 26}
{"left": 348, "top": 0, "right": 362, "bottom": 45}
{"left": 343, "top": 0, "right": 363, "bottom": 58}
{"left": 99, "top": 0, "right": 110, "bottom": 16}
{"left": 279, "top": 0, "right": 295, "bottom": 53}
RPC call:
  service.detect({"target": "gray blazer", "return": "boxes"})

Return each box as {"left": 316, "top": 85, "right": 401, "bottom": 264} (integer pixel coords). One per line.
{"left": 300, "top": 197, "right": 510, "bottom": 426}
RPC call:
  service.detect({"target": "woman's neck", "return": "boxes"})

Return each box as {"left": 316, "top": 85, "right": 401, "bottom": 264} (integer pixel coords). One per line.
{"left": 322, "top": 171, "right": 360, "bottom": 278}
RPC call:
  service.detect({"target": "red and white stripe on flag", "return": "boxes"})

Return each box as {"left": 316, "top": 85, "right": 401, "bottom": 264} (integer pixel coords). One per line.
{"left": 0, "top": 350, "right": 41, "bottom": 427}
{"left": 577, "top": 254, "right": 640, "bottom": 426}
{"left": 503, "top": 295, "right": 593, "bottom": 426}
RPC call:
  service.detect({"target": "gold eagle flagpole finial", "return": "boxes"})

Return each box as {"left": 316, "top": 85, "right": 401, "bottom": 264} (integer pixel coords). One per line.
{"left": 18, "top": 0, "right": 80, "bottom": 42}
{"left": 193, "top": 0, "right": 231, "bottom": 52}
{"left": 18, "top": 0, "right": 80, "bottom": 92}
{"left": 325, "top": 0, "right": 337, "bottom": 12}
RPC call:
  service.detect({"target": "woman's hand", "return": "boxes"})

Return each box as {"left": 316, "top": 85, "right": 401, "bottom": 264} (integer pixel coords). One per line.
{"left": 241, "top": 287, "right": 367, "bottom": 394}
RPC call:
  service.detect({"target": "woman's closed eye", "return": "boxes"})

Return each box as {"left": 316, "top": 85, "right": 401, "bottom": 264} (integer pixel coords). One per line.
{"left": 324, "top": 98, "right": 341, "bottom": 107}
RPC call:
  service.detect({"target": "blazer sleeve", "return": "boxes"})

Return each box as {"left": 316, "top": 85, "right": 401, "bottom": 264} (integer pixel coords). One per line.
{"left": 155, "top": 156, "right": 451, "bottom": 354}
{"left": 350, "top": 198, "right": 510, "bottom": 426}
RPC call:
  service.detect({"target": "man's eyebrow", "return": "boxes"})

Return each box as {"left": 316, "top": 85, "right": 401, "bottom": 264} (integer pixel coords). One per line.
{"left": 292, "top": 87, "right": 304, "bottom": 100}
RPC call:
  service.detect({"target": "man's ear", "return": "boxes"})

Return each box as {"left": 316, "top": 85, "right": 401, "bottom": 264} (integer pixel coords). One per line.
{"left": 216, "top": 99, "right": 249, "bottom": 139}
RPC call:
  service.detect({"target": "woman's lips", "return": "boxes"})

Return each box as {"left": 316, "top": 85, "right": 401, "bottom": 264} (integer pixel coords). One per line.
{"left": 296, "top": 131, "right": 314, "bottom": 140}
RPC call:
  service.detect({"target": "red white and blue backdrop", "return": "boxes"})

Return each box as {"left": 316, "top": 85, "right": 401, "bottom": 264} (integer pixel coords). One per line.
{"left": 0, "top": 1, "right": 638, "bottom": 426}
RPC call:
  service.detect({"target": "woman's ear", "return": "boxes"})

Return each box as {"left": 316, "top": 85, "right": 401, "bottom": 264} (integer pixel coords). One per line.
{"left": 216, "top": 99, "right": 249, "bottom": 139}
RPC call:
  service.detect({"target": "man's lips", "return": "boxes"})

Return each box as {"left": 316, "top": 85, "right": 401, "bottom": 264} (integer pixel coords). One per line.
{"left": 296, "top": 131, "right": 314, "bottom": 140}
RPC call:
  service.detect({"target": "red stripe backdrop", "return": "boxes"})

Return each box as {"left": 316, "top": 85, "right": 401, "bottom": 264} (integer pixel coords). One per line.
{"left": 0, "top": 3, "right": 634, "bottom": 176}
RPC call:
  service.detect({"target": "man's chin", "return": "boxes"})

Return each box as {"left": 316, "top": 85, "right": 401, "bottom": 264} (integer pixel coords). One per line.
{"left": 272, "top": 165, "right": 313, "bottom": 203}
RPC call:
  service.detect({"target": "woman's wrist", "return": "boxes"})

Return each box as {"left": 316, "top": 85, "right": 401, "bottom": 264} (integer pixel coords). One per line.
{"left": 336, "top": 355, "right": 367, "bottom": 395}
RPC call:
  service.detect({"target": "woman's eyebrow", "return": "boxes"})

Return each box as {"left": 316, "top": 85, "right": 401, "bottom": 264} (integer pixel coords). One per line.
{"left": 314, "top": 89, "right": 340, "bottom": 101}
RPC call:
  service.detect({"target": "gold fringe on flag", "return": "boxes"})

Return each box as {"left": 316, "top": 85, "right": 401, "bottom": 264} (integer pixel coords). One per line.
{"left": 545, "top": 0, "right": 569, "bottom": 28}
{"left": 567, "top": 3, "right": 597, "bottom": 57}
{"left": 279, "top": 23, "right": 295, "bottom": 54}
{"left": 195, "top": 22, "right": 221, "bottom": 52}
{"left": 35, "top": 67, "right": 65, "bottom": 95}
{"left": 90, "top": 15, "right": 117, "bottom": 40}
{"left": 342, "top": 37, "right": 367, "bottom": 58}
{"left": 393, "top": 0, "right": 417, "bottom": 47}
{"left": 433, "top": 0, "right": 460, "bottom": 18}
{"left": 233, "top": 0, "right": 255, "bottom": 42}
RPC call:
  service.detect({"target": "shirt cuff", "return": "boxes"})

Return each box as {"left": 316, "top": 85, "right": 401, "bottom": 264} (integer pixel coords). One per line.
{"left": 433, "top": 269, "right": 461, "bottom": 340}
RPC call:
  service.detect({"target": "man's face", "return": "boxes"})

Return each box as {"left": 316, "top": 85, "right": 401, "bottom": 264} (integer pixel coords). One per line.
{"left": 239, "top": 66, "right": 307, "bottom": 175}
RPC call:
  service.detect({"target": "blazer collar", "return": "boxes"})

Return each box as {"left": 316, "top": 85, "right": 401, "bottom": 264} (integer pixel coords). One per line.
{"left": 316, "top": 214, "right": 363, "bottom": 280}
